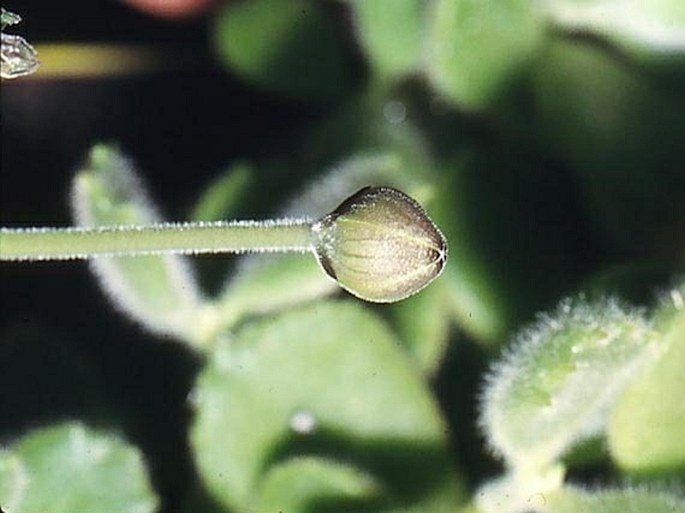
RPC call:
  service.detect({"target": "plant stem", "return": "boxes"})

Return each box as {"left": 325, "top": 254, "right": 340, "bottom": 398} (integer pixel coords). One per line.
{"left": 0, "top": 220, "right": 315, "bottom": 261}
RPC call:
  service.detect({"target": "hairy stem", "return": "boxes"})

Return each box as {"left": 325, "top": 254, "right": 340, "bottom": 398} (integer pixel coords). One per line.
{"left": 0, "top": 220, "right": 314, "bottom": 261}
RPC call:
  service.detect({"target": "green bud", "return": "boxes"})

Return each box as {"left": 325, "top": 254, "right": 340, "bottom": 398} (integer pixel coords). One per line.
{"left": 312, "top": 186, "right": 447, "bottom": 303}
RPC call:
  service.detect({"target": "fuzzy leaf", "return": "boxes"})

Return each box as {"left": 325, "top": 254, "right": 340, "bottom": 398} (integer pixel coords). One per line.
{"left": 476, "top": 464, "right": 565, "bottom": 513}
{"left": 350, "top": 0, "right": 425, "bottom": 81}
{"left": 480, "top": 297, "right": 660, "bottom": 470}
{"left": 190, "top": 301, "right": 464, "bottom": 512}
{"left": 213, "top": 0, "right": 353, "bottom": 100}
{"left": 477, "top": 473, "right": 685, "bottom": 513}
{"left": 426, "top": 0, "right": 544, "bottom": 110}
{"left": 0, "top": 422, "right": 158, "bottom": 513}
{"left": 608, "top": 295, "right": 685, "bottom": 475}
{"left": 544, "top": 485, "right": 685, "bottom": 513}
{"left": 71, "top": 144, "right": 203, "bottom": 343}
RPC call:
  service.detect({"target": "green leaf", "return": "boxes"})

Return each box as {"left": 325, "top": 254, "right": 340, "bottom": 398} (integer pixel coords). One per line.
{"left": 545, "top": 0, "right": 685, "bottom": 59}
{"left": 190, "top": 301, "right": 464, "bottom": 512}
{"left": 529, "top": 39, "right": 685, "bottom": 257}
{"left": 391, "top": 277, "right": 453, "bottom": 374}
{"left": 431, "top": 150, "right": 583, "bottom": 344}
{"left": 71, "top": 144, "right": 204, "bottom": 344}
{"left": 477, "top": 475, "right": 685, "bottom": 513}
{"left": 256, "top": 456, "right": 383, "bottom": 512}
{"left": 544, "top": 484, "right": 685, "bottom": 513}
{"left": 480, "top": 297, "right": 659, "bottom": 470}
{"left": 190, "top": 162, "right": 254, "bottom": 222}
{"left": 426, "top": 0, "right": 544, "bottom": 110}
{"left": 430, "top": 165, "right": 509, "bottom": 342}
{"left": 213, "top": 0, "right": 354, "bottom": 100}
{"left": 217, "top": 253, "right": 337, "bottom": 329}
{"left": 608, "top": 297, "right": 685, "bottom": 475}
{"left": 0, "top": 422, "right": 158, "bottom": 513}
{"left": 350, "top": 0, "right": 425, "bottom": 81}
{"left": 458, "top": 504, "right": 486, "bottom": 513}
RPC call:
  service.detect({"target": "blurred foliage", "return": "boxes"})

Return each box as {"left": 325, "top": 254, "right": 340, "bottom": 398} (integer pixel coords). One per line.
{"left": 212, "top": 0, "right": 355, "bottom": 100}
{"left": 190, "top": 301, "right": 465, "bottom": 512}
{"left": 2, "top": 1, "right": 685, "bottom": 513}
{"left": 0, "top": 422, "right": 158, "bottom": 513}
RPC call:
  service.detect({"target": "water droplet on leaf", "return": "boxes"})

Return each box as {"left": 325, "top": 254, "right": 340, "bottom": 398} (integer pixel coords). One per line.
{"left": 289, "top": 411, "right": 317, "bottom": 434}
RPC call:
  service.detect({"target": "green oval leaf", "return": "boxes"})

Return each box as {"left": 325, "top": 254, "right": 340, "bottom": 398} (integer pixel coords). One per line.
{"left": 0, "top": 422, "right": 158, "bottom": 513}
{"left": 190, "top": 301, "right": 464, "bottom": 512}
{"left": 426, "top": 0, "right": 544, "bottom": 110}
{"left": 213, "top": 0, "right": 354, "bottom": 100}
{"left": 350, "top": 0, "right": 425, "bottom": 81}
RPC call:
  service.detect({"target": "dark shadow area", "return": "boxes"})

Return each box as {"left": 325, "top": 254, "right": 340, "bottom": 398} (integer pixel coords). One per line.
{"left": 434, "top": 334, "right": 501, "bottom": 489}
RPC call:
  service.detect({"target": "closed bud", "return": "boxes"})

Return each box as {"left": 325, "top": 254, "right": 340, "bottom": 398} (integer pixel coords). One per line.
{"left": 312, "top": 186, "right": 448, "bottom": 303}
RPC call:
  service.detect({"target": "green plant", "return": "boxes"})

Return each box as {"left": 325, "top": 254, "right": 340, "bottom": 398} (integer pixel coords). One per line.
{"left": 1, "top": 164, "right": 447, "bottom": 304}
{"left": 1, "top": 2, "right": 684, "bottom": 513}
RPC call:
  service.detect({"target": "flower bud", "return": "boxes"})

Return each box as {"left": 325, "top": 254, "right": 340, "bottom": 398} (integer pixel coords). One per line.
{"left": 312, "top": 186, "right": 447, "bottom": 303}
